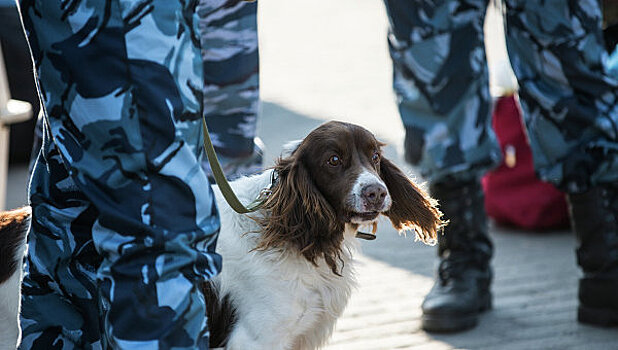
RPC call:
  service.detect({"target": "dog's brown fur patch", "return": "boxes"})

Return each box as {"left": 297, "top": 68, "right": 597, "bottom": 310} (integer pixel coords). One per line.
{"left": 0, "top": 207, "right": 31, "bottom": 283}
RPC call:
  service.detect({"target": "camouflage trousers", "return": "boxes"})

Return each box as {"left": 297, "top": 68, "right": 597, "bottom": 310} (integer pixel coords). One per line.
{"left": 19, "top": 0, "right": 227, "bottom": 348}
{"left": 385, "top": 0, "right": 618, "bottom": 193}
{"left": 29, "top": 0, "right": 262, "bottom": 181}
{"left": 197, "top": 0, "right": 263, "bottom": 181}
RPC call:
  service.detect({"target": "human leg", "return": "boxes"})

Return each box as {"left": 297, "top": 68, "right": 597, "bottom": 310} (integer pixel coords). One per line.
{"left": 505, "top": 0, "right": 618, "bottom": 326}
{"left": 383, "top": 0, "right": 497, "bottom": 332}
{"left": 20, "top": 134, "right": 103, "bottom": 349}
{"left": 19, "top": 0, "right": 222, "bottom": 348}
{"left": 197, "top": 0, "right": 262, "bottom": 180}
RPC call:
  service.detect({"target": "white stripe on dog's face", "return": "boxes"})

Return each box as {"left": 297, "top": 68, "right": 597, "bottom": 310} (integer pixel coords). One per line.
{"left": 347, "top": 167, "right": 392, "bottom": 214}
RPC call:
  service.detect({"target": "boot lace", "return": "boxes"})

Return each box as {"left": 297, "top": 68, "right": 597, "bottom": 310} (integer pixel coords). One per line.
{"left": 438, "top": 254, "right": 474, "bottom": 285}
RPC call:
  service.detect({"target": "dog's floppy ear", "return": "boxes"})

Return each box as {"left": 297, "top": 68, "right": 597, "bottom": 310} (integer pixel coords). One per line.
{"left": 257, "top": 156, "right": 345, "bottom": 275}
{"left": 379, "top": 157, "right": 446, "bottom": 244}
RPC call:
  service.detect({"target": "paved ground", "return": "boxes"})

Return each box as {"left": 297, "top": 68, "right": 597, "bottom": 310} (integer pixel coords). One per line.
{"left": 5, "top": 0, "right": 618, "bottom": 349}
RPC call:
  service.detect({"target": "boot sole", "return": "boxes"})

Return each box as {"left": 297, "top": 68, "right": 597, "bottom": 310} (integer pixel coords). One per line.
{"left": 578, "top": 305, "right": 618, "bottom": 327}
{"left": 421, "top": 293, "right": 492, "bottom": 333}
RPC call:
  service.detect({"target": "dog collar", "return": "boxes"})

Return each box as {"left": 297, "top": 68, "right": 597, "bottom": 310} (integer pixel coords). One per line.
{"left": 252, "top": 169, "right": 278, "bottom": 205}
{"left": 356, "top": 222, "right": 377, "bottom": 240}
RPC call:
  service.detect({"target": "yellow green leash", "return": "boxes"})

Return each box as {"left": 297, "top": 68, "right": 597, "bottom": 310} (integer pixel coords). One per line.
{"left": 201, "top": 117, "right": 272, "bottom": 214}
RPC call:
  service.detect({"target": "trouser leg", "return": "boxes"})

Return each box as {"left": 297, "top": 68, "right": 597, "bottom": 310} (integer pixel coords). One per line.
{"left": 384, "top": 0, "right": 500, "bottom": 183}
{"left": 383, "top": 0, "right": 494, "bottom": 333}
{"left": 504, "top": 0, "right": 618, "bottom": 193}
{"left": 505, "top": 0, "right": 618, "bottom": 327}
{"left": 198, "top": 0, "right": 263, "bottom": 180}
{"left": 19, "top": 0, "right": 222, "bottom": 347}
{"left": 20, "top": 132, "right": 103, "bottom": 349}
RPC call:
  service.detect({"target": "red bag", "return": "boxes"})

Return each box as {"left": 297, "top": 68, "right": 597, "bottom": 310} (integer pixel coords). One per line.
{"left": 481, "top": 95, "right": 569, "bottom": 230}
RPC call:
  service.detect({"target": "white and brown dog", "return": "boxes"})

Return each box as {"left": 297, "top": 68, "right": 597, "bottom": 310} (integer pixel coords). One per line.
{"left": 204, "top": 121, "right": 444, "bottom": 349}
{"left": 0, "top": 121, "right": 444, "bottom": 349}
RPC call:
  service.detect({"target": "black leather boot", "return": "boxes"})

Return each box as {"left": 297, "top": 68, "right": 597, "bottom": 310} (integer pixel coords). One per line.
{"left": 421, "top": 179, "right": 493, "bottom": 332}
{"left": 567, "top": 185, "right": 618, "bottom": 327}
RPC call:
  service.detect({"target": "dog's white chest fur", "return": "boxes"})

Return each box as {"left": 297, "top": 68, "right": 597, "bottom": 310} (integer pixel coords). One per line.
{"left": 212, "top": 171, "right": 358, "bottom": 350}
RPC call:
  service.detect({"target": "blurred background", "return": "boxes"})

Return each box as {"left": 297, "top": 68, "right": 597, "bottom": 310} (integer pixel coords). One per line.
{"left": 2, "top": 0, "right": 618, "bottom": 349}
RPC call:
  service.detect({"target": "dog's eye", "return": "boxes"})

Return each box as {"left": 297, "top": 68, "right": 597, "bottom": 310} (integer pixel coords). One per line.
{"left": 327, "top": 155, "right": 341, "bottom": 167}
{"left": 372, "top": 152, "right": 380, "bottom": 164}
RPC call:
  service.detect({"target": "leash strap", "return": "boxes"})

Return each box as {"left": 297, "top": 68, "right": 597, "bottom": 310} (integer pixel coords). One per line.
{"left": 201, "top": 117, "right": 267, "bottom": 214}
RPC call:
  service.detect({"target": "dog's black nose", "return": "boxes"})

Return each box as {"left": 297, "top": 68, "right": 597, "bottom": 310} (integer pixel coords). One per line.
{"left": 361, "top": 184, "right": 387, "bottom": 208}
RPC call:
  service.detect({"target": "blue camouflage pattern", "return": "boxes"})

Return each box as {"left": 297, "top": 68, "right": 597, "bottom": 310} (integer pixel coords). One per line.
{"left": 385, "top": 0, "right": 618, "bottom": 193}
{"left": 384, "top": 0, "right": 501, "bottom": 184}
{"left": 198, "top": 0, "right": 263, "bottom": 180}
{"left": 27, "top": 0, "right": 263, "bottom": 181}
{"left": 609, "top": 46, "right": 618, "bottom": 78}
{"left": 19, "top": 0, "right": 222, "bottom": 348}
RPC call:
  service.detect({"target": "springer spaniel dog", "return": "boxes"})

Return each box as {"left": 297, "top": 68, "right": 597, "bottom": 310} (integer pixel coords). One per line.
{"left": 0, "top": 207, "right": 30, "bottom": 349}
{"left": 0, "top": 121, "right": 444, "bottom": 349}
{"left": 204, "top": 121, "right": 444, "bottom": 349}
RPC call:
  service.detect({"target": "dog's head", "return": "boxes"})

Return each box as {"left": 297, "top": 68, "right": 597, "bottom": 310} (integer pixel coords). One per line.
{"left": 257, "top": 121, "right": 445, "bottom": 274}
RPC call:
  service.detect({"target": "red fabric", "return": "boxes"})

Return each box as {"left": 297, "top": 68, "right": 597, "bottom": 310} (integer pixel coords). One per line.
{"left": 482, "top": 95, "right": 569, "bottom": 230}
